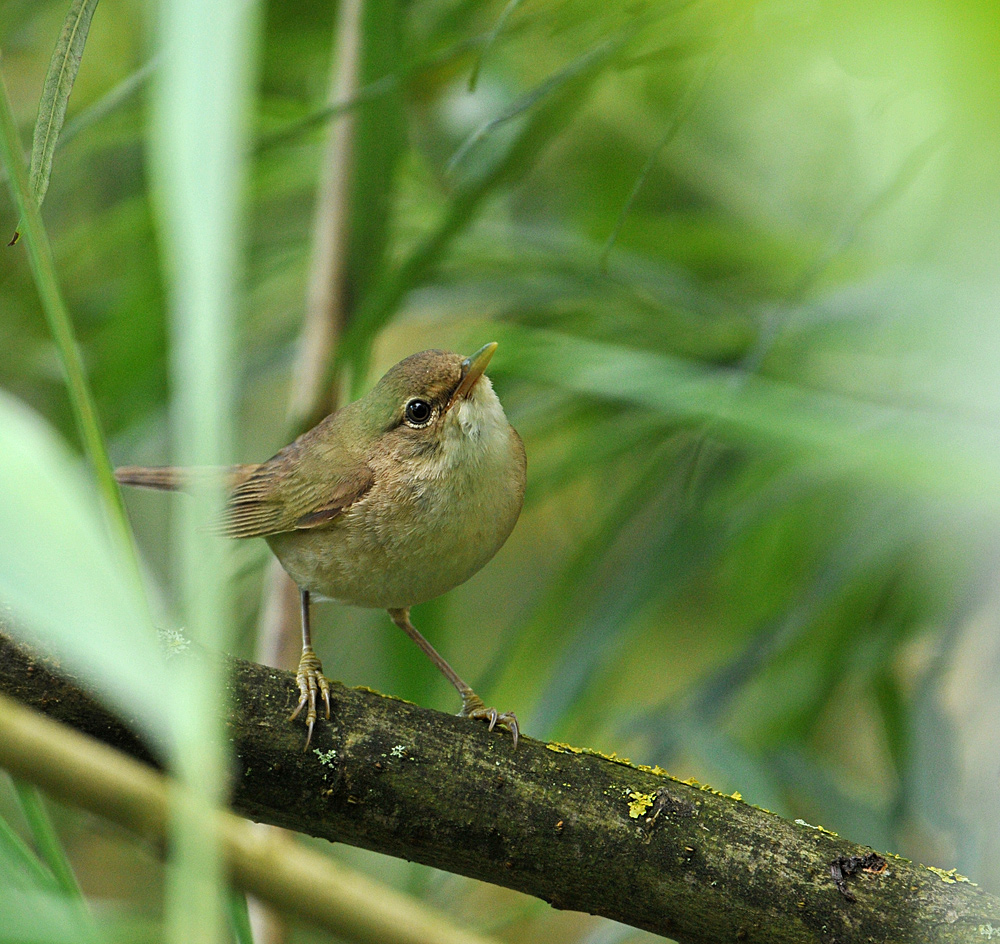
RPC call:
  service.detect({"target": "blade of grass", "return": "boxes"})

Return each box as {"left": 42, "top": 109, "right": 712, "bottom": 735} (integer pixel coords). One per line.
{"left": 489, "top": 434, "right": 691, "bottom": 718}
{"left": 10, "top": 0, "right": 100, "bottom": 244}
{"left": 600, "top": 12, "right": 740, "bottom": 267}
{"left": 491, "top": 325, "right": 1000, "bottom": 504}
{"left": 150, "top": 0, "right": 259, "bottom": 935}
{"left": 0, "top": 393, "right": 169, "bottom": 744}
{"left": 59, "top": 56, "right": 158, "bottom": 148}
{"left": 0, "top": 804, "right": 61, "bottom": 891}
{"left": 289, "top": 0, "right": 404, "bottom": 434}
{"left": 0, "top": 885, "right": 103, "bottom": 944}
{"left": 225, "top": 888, "right": 255, "bottom": 944}
{"left": 0, "top": 66, "right": 144, "bottom": 599}
{"left": 255, "top": 28, "right": 530, "bottom": 155}
{"left": 467, "top": 0, "right": 524, "bottom": 92}
{"left": 337, "top": 29, "right": 633, "bottom": 388}
{"left": 11, "top": 779, "right": 85, "bottom": 904}
{"left": 447, "top": 34, "right": 627, "bottom": 174}
{"left": 0, "top": 58, "right": 157, "bottom": 192}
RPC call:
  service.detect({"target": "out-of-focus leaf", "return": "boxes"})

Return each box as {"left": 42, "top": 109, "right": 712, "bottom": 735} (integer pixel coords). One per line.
{"left": 0, "top": 807, "right": 60, "bottom": 892}
{"left": 675, "top": 712, "right": 788, "bottom": 814}
{"left": 0, "top": 63, "right": 137, "bottom": 570}
{"left": 688, "top": 501, "right": 912, "bottom": 724}
{"left": 0, "top": 885, "right": 98, "bottom": 944}
{"left": 492, "top": 432, "right": 711, "bottom": 728}
{"left": 338, "top": 29, "right": 634, "bottom": 386}
{"left": 450, "top": 34, "right": 624, "bottom": 172}
{"left": 58, "top": 56, "right": 157, "bottom": 149}
{"left": 0, "top": 883, "right": 160, "bottom": 944}
{"left": 467, "top": 0, "right": 524, "bottom": 92}
{"left": 348, "top": 0, "right": 404, "bottom": 324}
{"left": 771, "top": 747, "right": 895, "bottom": 853}
{"left": 255, "top": 30, "right": 501, "bottom": 154}
{"left": 492, "top": 325, "right": 1000, "bottom": 505}
{"left": 225, "top": 888, "right": 254, "bottom": 944}
{"left": 0, "top": 392, "right": 169, "bottom": 746}
{"left": 0, "top": 59, "right": 155, "bottom": 193}
{"left": 10, "top": 0, "right": 100, "bottom": 244}
{"left": 601, "top": 13, "right": 738, "bottom": 265}
{"left": 11, "top": 781, "right": 84, "bottom": 904}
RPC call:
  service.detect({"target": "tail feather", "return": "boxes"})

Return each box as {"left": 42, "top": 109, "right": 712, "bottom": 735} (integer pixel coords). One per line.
{"left": 115, "top": 465, "right": 257, "bottom": 493}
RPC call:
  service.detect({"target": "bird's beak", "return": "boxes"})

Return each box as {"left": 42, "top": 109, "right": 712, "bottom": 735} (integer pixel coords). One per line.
{"left": 448, "top": 342, "right": 498, "bottom": 408}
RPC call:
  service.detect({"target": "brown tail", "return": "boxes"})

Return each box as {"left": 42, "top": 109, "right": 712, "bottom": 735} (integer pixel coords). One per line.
{"left": 115, "top": 465, "right": 258, "bottom": 492}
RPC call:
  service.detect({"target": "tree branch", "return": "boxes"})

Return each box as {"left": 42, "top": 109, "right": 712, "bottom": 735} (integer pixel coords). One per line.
{"left": 0, "top": 688, "right": 498, "bottom": 944}
{"left": 1, "top": 631, "right": 997, "bottom": 944}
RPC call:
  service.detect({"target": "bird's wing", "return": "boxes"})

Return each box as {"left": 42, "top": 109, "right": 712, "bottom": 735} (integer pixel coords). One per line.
{"left": 218, "top": 426, "right": 374, "bottom": 539}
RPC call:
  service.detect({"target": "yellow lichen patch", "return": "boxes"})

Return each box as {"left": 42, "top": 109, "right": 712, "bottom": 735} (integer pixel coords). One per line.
{"left": 793, "top": 819, "right": 841, "bottom": 838}
{"left": 543, "top": 741, "right": 646, "bottom": 766}
{"left": 635, "top": 763, "right": 671, "bottom": 777}
{"left": 677, "top": 776, "right": 748, "bottom": 801}
{"left": 546, "top": 742, "right": 585, "bottom": 754}
{"left": 627, "top": 791, "right": 655, "bottom": 819}
{"left": 925, "top": 866, "right": 976, "bottom": 885}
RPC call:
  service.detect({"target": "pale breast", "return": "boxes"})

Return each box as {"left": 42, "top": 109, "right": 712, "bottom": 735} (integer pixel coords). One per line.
{"left": 266, "top": 393, "right": 525, "bottom": 610}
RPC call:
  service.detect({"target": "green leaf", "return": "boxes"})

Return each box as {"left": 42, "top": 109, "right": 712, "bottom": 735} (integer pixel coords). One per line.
{"left": 11, "top": 781, "right": 85, "bottom": 904}
{"left": 0, "top": 62, "right": 140, "bottom": 580}
{"left": 467, "top": 0, "right": 524, "bottom": 92}
{"left": 448, "top": 34, "right": 629, "bottom": 174}
{"left": 0, "top": 392, "right": 169, "bottom": 747}
{"left": 491, "top": 325, "right": 1000, "bottom": 505}
{"left": 224, "top": 888, "right": 254, "bottom": 944}
{"left": 0, "top": 885, "right": 99, "bottom": 944}
{"left": 347, "top": 0, "right": 405, "bottom": 336}
{"left": 0, "top": 805, "right": 61, "bottom": 892}
{"left": 338, "top": 30, "right": 633, "bottom": 386}
{"left": 10, "top": 0, "right": 101, "bottom": 244}
{"left": 0, "top": 883, "right": 160, "bottom": 944}
{"left": 29, "top": 0, "right": 101, "bottom": 205}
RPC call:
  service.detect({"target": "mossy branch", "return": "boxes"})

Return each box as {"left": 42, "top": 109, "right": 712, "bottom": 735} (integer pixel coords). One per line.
{"left": 1, "top": 631, "right": 997, "bottom": 944}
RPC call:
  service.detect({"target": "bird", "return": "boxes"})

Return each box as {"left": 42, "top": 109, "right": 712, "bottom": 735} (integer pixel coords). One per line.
{"left": 115, "top": 342, "right": 526, "bottom": 748}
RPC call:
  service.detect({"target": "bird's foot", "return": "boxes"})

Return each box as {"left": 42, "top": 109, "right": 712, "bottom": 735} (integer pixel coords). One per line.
{"left": 460, "top": 690, "right": 519, "bottom": 748}
{"left": 289, "top": 646, "right": 330, "bottom": 750}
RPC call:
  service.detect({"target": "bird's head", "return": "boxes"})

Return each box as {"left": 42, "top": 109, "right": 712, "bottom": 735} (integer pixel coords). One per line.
{"left": 362, "top": 343, "right": 510, "bottom": 466}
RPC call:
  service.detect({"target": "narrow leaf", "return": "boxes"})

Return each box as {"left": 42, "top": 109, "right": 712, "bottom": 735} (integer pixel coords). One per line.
{"left": 338, "top": 30, "right": 632, "bottom": 385}
{"left": 10, "top": 0, "right": 101, "bottom": 243}
{"left": 449, "top": 34, "right": 625, "bottom": 174}
{"left": 492, "top": 325, "right": 1000, "bottom": 505}
{"left": 0, "top": 392, "right": 169, "bottom": 748}
{"left": 12, "top": 781, "right": 85, "bottom": 904}
{"left": 468, "top": 0, "right": 524, "bottom": 92}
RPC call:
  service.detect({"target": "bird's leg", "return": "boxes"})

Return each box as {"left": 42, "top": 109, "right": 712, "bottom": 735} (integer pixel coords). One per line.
{"left": 288, "top": 588, "right": 330, "bottom": 749}
{"left": 387, "top": 607, "right": 518, "bottom": 748}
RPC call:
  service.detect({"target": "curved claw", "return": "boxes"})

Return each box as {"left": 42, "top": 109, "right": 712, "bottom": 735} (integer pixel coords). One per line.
{"left": 290, "top": 647, "right": 331, "bottom": 750}
{"left": 460, "top": 692, "right": 519, "bottom": 748}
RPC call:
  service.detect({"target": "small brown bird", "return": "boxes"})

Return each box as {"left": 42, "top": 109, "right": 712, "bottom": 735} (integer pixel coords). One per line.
{"left": 116, "top": 343, "right": 526, "bottom": 747}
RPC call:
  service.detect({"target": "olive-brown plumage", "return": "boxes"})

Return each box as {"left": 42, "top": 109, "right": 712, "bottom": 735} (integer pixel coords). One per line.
{"left": 116, "top": 343, "right": 525, "bottom": 747}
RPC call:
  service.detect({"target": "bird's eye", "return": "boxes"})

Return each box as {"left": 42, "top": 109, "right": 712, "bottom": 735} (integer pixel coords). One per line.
{"left": 404, "top": 399, "right": 433, "bottom": 426}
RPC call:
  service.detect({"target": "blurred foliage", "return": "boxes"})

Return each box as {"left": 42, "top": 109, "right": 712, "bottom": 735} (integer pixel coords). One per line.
{"left": 3, "top": 0, "right": 1000, "bottom": 941}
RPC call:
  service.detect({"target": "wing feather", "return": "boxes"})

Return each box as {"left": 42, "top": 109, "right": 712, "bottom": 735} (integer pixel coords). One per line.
{"left": 213, "top": 423, "right": 373, "bottom": 539}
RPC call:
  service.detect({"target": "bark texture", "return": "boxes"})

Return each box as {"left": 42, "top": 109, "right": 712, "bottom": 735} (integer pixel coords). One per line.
{"left": 2, "top": 631, "right": 998, "bottom": 944}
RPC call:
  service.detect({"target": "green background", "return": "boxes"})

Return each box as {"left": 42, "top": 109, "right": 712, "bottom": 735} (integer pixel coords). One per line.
{"left": 3, "top": 0, "right": 1000, "bottom": 940}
